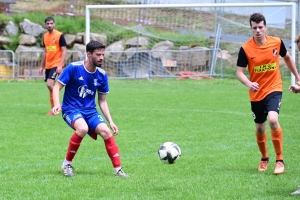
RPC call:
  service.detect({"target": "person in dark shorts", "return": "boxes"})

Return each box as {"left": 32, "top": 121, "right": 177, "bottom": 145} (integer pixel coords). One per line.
{"left": 39, "top": 16, "right": 67, "bottom": 115}
{"left": 236, "top": 13, "right": 300, "bottom": 175}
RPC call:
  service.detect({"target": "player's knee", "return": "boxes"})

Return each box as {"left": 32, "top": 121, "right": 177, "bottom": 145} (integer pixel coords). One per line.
{"left": 256, "top": 128, "right": 265, "bottom": 135}
{"left": 97, "top": 127, "right": 112, "bottom": 139}
{"left": 268, "top": 118, "right": 278, "bottom": 129}
{"left": 46, "top": 83, "right": 53, "bottom": 90}
{"left": 76, "top": 126, "right": 89, "bottom": 135}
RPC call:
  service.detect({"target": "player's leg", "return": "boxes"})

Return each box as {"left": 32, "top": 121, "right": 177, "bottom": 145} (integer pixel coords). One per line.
{"left": 266, "top": 92, "right": 284, "bottom": 174}
{"left": 61, "top": 111, "right": 88, "bottom": 177}
{"left": 252, "top": 101, "right": 269, "bottom": 171}
{"left": 45, "top": 67, "right": 58, "bottom": 115}
{"left": 96, "top": 123, "right": 129, "bottom": 178}
{"left": 88, "top": 111, "right": 129, "bottom": 177}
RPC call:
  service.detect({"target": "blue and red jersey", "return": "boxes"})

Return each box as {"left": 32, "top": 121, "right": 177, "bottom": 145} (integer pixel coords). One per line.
{"left": 58, "top": 61, "right": 109, "bottom": 112}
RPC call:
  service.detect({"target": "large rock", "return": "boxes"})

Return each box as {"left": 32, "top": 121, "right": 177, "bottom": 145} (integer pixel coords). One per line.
{"left": 19, "top": 34, "right": 37, "bottom": 46}
{"left": 5, "top": 21, "right": 19, "bottom": 36}
{"left": 105, "top": 40, "right": 124, "bottom": 62}
{"left": 19, "top": 19, "right": 45, "bottom": 37}
{"left": 190, "top": 46, "right": 209, "bottom": 66}
{"left": 83, "top": 33, "right": 107, "bottom": 45}
{"left": 15, "top": 45, "right": 43, "bottom": 63}
{"left": 125, "top": 37, "right": 150, "bottom": 47}
{"left": 0, "top": 36, "right": 12, "bottom": 44}
{"left": 75, "top": 32, "right": 84, "bottom": 43}
{"left": 72, "top": 43, "right": 86, "bottom": 61}
{"left": 176, "top": 46, "right": 209, "bottom": 69}
{"left": 151, "top": 40, "right": 174, "bottom": 62}
{"left": 124, "top": 46, "right": 148, "bottom": 59}
{"left": 176, "top": 46, "right": 190, "bottom": 65}
{"left": 64, "top": 34, "right": 76, "bottom": 47}
{"left": 73, "top": 43, "right": 85, "bottom": 54}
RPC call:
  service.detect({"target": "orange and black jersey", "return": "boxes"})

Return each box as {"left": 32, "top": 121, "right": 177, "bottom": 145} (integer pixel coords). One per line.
{"left": 42, "top": 30, "right": 67, "bottom": 69}
{"left": 237, "top": 36, "right": 287, "bottom": 102}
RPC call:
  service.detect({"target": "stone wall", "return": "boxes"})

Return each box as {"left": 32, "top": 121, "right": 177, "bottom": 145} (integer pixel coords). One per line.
{"left": 0, "top": 18, "right": 212, "bottom": 77}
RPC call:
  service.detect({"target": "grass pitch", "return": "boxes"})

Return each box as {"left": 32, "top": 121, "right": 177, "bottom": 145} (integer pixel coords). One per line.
{"left": 0, "top": 78, "right": 300, "bottom": 199}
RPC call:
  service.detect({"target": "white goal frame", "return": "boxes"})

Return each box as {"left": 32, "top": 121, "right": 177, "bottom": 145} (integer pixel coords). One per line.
{"left": 86, "top": 2, "right": 297, "bottom": 84}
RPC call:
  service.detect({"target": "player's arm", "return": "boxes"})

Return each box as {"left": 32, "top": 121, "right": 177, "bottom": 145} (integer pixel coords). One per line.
{"left": 52, "top": 81, "right": 65, "bottom": 115}
{"left": 39, "top": 40, "right": 46, "bottom": 75}
{"left": 236, "top": 47, "right": 259, "bottom": 92}
{"left": 57, "top": 34, "right": 67, "bottom": 74}
{"left": 98, "top": 93, "right": 118, "bottom": 135}
{"left": 289, "top": 84, "right": 300, "bottom": 93}
{"left": 236, "top": 67, "right": 259, "bottom": 92}
{"left": 283, "top": 52, "right": 300, "bottom": 80}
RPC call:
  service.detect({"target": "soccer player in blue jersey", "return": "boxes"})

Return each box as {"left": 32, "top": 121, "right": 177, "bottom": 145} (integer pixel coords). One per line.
{"left": 52, "top": 40, "right": 129, "bottom": 178}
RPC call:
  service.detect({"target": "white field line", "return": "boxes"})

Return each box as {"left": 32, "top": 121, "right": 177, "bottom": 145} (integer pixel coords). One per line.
{"left": 0, "top": 103, "right": 297, "bottom": 119}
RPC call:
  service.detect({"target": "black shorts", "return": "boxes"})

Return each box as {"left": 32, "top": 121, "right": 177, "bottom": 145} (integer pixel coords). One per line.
{"left": 251, "top": 91, "right": 282, "bottom": 124}
{"left": 44, "top": 67, "right": 58, "bottom": 82}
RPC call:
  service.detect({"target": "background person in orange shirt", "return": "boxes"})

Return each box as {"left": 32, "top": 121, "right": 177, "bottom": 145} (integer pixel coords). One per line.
{"left": 236, "top": 13, "right": 300, "bottom": 175}
{"left": 39, "top": 16, "right": 67, "bottom": 115}
{"left": 288, "top": 35, "right": 300, "bottom": 195}
{"left": 288, "top": 35, "right": 300, "bottom": 94}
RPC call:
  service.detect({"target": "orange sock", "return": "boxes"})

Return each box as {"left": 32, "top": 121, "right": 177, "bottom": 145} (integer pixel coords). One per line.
{"left": 256, "top": 131, "right": 268, "bottom": 159}
{"left": 271, "top": 127, "right": 283, "bottom": 160}
{"left": 49, "top": 90, "right": 54, "bottom": 108}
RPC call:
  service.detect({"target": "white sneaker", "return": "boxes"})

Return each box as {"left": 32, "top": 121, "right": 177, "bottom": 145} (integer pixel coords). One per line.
{"left": 291, "top": 186, "right": 300, "bottom": 195}
{"left": 62, "top": 164, "right": 74, "bottom": 177}
{"left": 115, "top": 168, "right": 129, "bottom": 178}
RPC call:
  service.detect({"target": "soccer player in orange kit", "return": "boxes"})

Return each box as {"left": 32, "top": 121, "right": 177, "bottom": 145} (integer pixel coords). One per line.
{"left": 236, "top": 13, "right": 300, "bottom": 175}
{"left": 39, "top": 16, "right": 67, "bottom": 115}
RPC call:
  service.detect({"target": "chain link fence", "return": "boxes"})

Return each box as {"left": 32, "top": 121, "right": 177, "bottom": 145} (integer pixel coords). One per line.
{"left": 4, "top": 0, "right": 300, "bottom": 80}
{"left": 0, "top": 50, "right": 83, "bottom": 80}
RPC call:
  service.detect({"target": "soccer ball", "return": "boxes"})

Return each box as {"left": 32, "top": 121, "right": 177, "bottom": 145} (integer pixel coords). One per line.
{"left": 158, "top": 142, "right": 181, "bottom": 164}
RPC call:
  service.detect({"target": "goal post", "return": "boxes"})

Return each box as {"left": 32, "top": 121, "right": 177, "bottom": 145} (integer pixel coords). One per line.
{"left": 85, "top": 2, "right": 296, "bottom": 82}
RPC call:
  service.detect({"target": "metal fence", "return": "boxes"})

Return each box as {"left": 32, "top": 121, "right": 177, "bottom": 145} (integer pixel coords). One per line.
{"left": 0, "top": 48, "right": 223, "bottom": 80}
{"left": 0, "top": 50, "right": 15, "bottom": 80}
{"left": 5, "top": 1, "right": 298, "bottom": 80}
{"left": 0, "top": 50, "right": 84, "bottom": 80}
{"left": 99, "top": 48, "right": 223, "bottom": 80}
{"left": 17, "top": 50, "right": 84, "bottom": 79}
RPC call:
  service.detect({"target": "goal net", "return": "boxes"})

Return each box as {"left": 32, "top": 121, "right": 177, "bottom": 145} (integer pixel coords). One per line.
{"left": 85, "top": 3, "right": 296, "bottom": 82}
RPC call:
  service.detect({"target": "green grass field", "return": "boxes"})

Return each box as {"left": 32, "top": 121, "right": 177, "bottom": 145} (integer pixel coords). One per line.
{"left": 1, "top": 78, "right": 300, "bottom": 199}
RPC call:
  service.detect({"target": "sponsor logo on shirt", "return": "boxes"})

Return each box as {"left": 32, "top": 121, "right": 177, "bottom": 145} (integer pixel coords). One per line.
{"left": 46, "top": 46, "right": 57, "bottom": 51}
{"left": 254, "top": 62, "right": 276, "bottom": 73}
{"left": 273, "top": 48, "right": 278, "bottom": 58}
{"left": 78, "top": 85, "right": 94, "bottom": 98}
{"left": 93, "top": 79, "right": 97, "bottom": 86}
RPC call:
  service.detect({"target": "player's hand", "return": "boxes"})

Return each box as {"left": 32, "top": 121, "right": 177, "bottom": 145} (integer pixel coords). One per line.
{"left": 56, "top": 66, "right": 63, "bottom": 74}
{"left": 110, "top": 122, "right": 118, "bottom": 136}
{"left": 38, "top": 67, "right": 44, "bottom": 75}
{"left": 249, "top": 82, "right": 259, "bottom": 92}
{"left": 52, "top": 105, "right": 61, "bottom": 115}
{"left": 297, "top": 80, "right": 300, "bottom": 86}
{"left": 289, "top": 85, "right": 300, "bottom": 94}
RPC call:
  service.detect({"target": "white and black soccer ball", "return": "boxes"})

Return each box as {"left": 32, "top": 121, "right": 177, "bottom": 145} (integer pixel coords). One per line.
{"left": 158, "top": 142, "right": 181, "bottom": 164}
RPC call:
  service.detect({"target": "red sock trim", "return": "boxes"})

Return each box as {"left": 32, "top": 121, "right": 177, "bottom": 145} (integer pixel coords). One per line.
{"left": 104, "top": 136, "right": 121, "bottom": 168}
{"left": 66, "top": 133, "right": 83, "bottom": 162}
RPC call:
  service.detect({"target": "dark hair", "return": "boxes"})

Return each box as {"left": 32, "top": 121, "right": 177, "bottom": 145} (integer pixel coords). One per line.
{"left": 249, "top": 13, "right": 266, "bottom": 27}
{"left": 86, "top": 40, "right": 106, "bottom": 53}
{"left": 45, "top": 16, "right": 55, "bottom": 23}
{"left": 295, "top": 35, "right": 300, "bottom": 44}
